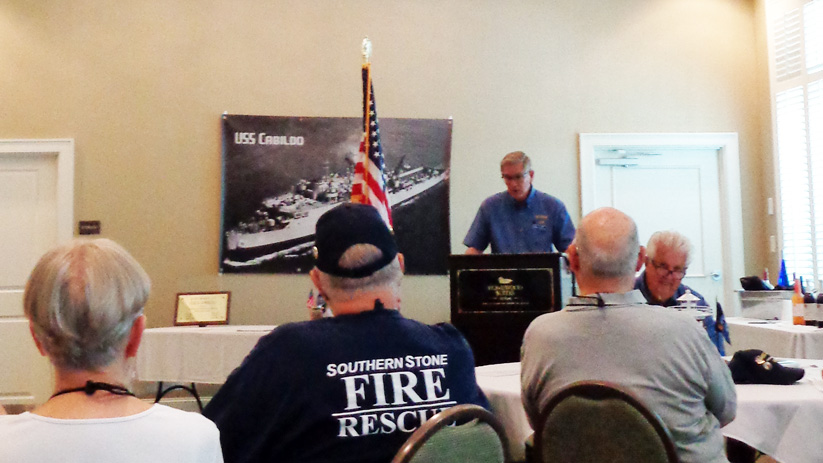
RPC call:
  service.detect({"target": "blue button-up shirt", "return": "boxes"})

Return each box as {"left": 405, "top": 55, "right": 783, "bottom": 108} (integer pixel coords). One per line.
{"left": 634, "top": 271, "right": 707, "bottom": 307}
{"left": 635, "top": 271, "right": 730, "bottom": 354}
{"left": 463, "top": 187, "right": 575, "bottom": 254}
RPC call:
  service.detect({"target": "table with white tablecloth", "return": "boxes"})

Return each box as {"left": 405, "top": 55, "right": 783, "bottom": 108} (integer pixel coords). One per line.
{"left": 136, "top": 325, "right": 276, "bottom": 383}
{"left": 475, "top": 363, "right": 532, "bottom": 462}
{"left": 475, "top": 361, "right": 823, "bottom": 463}
{"left": 136, "top": 325, "right": 275, "bottom": 408}
{"left": 727, "top": 317, "right": 823, "bottom": 359}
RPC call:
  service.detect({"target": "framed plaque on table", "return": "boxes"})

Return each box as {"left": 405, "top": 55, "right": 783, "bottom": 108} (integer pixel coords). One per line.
{"left": 174, "top": 292, "right": 231, "bottom": 326}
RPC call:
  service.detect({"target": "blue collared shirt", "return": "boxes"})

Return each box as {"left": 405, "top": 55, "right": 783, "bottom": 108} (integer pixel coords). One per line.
{"left": 634, "top": 271, "right": 730, "bottom": 354}
{"left": 634, "top": 271, "right": 707, "bottom": 307}
{"left": 463, "top": 187, "right": 575, "bottom": 254}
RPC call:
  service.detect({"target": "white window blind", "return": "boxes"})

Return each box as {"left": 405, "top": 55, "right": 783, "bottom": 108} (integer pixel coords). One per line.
{"left": 774, "top": 7, "right": 803, "bottom": 80}
{"left": 769, "top": 0, "right": 823, "bottom": 287}
{"left": 777, "top": 86, "right": 813, "bottom": 278}
{"left": 810, "top": 80, "right": 823, "bottom": 277}
{"left": 806, "top": 0, "right": 823, "bottom": 73}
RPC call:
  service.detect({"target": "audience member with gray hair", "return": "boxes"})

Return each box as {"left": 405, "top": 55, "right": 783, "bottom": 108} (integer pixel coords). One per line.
{"left": 572, "top": 208, "right": 640, "bottom": 280}
{"left": 521, "top": 207, "right": 736, "bottom": 463}
{"left": 635, "top": 230, "right": 707, "bottom": 307}
{"left": 0, "top": 238, "right": 223, "bottom": 463}
{"left": 464, "top": 150, "right": 575, "bottom": 254}
{"left": 205, "top": 203, "right": 488, "bottom": 463}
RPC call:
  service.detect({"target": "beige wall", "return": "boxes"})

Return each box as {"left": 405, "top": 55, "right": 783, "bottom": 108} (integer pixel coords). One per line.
{"left": 0, "top": 0, "right": 772, "bottom": 327}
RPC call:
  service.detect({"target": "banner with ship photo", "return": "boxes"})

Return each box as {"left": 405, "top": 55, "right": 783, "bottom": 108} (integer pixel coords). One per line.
{"left": 220, "top": 114, "right": 451, "bottom": 275}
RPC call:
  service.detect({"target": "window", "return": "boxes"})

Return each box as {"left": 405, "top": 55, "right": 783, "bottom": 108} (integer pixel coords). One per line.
{"left": 770, "top": 0, "right": 823, "bottom": 287}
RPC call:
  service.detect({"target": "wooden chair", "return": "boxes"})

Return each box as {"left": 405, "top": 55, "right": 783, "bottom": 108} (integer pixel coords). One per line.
{"left": 533, "top": 381, "right": 680, "bottom": 463}
{"left": 391, "top": 404, "right": 511, "bottom": 463}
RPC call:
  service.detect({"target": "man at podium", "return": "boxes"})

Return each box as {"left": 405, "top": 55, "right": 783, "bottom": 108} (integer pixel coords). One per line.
{"left": 463, "top": 151, "right": 575, "bottom": 254}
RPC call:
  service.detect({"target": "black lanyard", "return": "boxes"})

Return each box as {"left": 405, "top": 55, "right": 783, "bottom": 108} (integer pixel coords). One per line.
{"left": 51, "top": 380, "right": 135, "bottom": 399}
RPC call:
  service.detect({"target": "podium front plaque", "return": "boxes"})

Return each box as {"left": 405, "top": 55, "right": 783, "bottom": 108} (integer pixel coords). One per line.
{"left": 456, "top": 268, "right": 555, "bottom": 313}
{"left": 450, "top": 253, "right": 572, "bottom": 365}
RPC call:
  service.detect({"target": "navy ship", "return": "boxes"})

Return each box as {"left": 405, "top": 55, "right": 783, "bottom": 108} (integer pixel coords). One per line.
{"left": 222, "top": 164, "right": 447, "bottom": 267}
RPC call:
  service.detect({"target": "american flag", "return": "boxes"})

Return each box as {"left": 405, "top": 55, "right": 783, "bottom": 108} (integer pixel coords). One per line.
{"left": 306, "top": 289, "right": 315, "bottom": 309}
{"left": 350, "top": 60, "right": 392, "bottom": 227}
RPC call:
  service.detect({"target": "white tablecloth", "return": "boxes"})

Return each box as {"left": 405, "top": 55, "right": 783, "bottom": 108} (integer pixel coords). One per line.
{"left": 475, "top": 363, "right": 531, "bottom": 462}
{"left": 727, "top": 317, "right": 823, "bottom": 359}
{"left": 475, "top": 361, "right": 823, "bottom": 463}
{"left": 136, "top": 325, "right": 276, "bottom": 384}
{"left": 723, "top": 359, "right": 823, "bottom": 463}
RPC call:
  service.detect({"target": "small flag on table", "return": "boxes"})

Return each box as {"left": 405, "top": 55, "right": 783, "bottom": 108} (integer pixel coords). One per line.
{"left": 777, "top": 257, "right": 790, "bottom": 287}
{"left": 702, "top": 301, "right": 730, "bottom": 355}
{"left": 350, "top": 37, "right": 392, "bottom": 228}
{"left": 306, "top": 289, "right": 315, "bottom": 309}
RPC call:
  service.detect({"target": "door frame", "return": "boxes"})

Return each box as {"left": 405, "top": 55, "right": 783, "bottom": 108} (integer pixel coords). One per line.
{"left": 579, "top": 132, "right": 744, "bottom": 315}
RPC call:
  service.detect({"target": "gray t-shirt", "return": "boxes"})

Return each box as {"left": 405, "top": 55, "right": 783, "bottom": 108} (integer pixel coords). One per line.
{"left": 521, "top": 290, "right": 736, "bottom": 463}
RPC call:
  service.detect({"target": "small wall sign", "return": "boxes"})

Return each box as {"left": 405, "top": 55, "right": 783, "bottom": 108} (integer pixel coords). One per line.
{"left": 78, "top": 221, "right": 101, "bottom": 235}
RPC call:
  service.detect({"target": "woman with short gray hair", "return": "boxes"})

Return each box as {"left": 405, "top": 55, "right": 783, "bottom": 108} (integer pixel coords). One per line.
{"left": 0, "top": 238, "right": 223, "bottom": 462}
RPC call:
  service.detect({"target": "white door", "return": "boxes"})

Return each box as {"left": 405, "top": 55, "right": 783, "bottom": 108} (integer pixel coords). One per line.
{"left": 580, "top": 133, "right": 745, "bottom": 315}
{"left": 0, "top": 139, "right": 74, "bottom": 407}
{"left": 593, "top": 148, "right": 723, "bottom": 305}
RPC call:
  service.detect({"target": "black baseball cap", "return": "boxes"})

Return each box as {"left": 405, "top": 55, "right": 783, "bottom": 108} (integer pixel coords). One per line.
{"left": 314, "top": 203, "right": 398, "bottom": 278}
{"left": 728, "top": 349, "right": 805, "bottom": 385}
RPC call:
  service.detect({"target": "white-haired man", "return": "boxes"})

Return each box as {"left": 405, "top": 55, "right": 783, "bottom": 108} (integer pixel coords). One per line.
{"left": 635, "top": 230, "right": 707, "bottom": 307}
{"left": 205, "top": 203, "right": 488, "bottom": 463}
{"left": 521, "top": 208, "right": 736, "bottom": 463}
{"left": 464, "top": 151, "right": 575, "bottom": 254}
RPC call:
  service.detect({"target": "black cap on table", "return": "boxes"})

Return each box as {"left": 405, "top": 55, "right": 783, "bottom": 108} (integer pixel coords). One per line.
{"left": 728, "top": 349, "right": 805, "bottom": 385}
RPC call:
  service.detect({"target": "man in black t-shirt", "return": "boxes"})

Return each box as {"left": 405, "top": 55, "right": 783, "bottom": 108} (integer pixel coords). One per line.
{"left": 204, "top": 203, "right": 488, "bottom": 463}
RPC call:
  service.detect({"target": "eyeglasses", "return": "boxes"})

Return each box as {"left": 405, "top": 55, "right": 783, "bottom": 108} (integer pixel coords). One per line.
{"left": 649, "top": 259, "right": 687, "bottom": 279}
{"left": 502, "top": 173, "right": 528, "bottom": 181}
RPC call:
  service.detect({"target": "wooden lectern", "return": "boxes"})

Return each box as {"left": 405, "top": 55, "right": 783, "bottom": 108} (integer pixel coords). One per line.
{"left": 449, "top": 253, "right": 573, "bottom": 366}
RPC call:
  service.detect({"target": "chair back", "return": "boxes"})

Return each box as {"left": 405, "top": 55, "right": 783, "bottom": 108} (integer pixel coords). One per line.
{"left": 391, "top": 404, "right": 511, "bottom": 463}
{"left": 534, "top": 381, "right": 679, "bottom": 463}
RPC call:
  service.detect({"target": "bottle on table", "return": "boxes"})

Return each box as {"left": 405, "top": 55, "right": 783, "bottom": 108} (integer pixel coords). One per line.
{"left": 804, "top": 292, "right": 817, "bottom": 326}
{"left": 817, "top": 292, "right": 823, "bottom": 328}
{"left": 792, "top": 278, "right": 805, "bottom": 325}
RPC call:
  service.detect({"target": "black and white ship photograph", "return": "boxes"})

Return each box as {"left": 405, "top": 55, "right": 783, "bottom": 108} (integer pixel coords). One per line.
{"left": 220, "top": 114, "right": 452, "bottom": 275}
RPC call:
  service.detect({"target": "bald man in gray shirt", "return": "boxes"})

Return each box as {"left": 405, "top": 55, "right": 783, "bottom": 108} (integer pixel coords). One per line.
{"left": 521, "top": 207, "right": 736, "bottom": 463}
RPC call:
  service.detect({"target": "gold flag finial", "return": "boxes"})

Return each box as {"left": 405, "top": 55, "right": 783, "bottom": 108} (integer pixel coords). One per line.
{"left": 361, "top": 37, "right": 372, "bottom": 64}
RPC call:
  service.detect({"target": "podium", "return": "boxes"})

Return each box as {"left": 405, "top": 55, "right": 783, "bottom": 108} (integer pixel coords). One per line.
{"left": 449, "top": 253, "right": 573, "bottom": 366}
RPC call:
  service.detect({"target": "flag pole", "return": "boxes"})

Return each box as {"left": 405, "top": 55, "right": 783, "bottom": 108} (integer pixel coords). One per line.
{"left": 360, "top": 37, "right": 373, "bottom": 202}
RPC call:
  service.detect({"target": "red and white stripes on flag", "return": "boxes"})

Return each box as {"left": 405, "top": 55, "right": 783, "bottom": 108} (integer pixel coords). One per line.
{"left": 350, "top": 62, "right": 392, "bottom": 228}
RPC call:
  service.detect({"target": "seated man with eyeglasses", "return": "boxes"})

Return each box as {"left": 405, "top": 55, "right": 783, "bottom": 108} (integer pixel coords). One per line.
{"left": 463, "top": 151, "right": 575, "bottom": 254}
{"left": 635, "top": 230, "right": 707, "bottom": 307}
